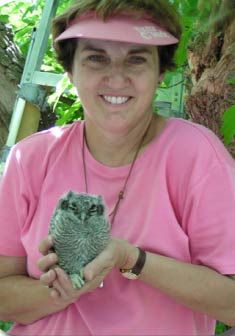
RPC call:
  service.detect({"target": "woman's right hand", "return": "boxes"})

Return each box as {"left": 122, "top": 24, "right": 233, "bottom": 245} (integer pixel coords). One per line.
{"left": 37, "top": 235, "right": 58, "bottom": 291}
{"left": 38, "top": 236, "right": 104, "bottom": 305}
{"left": 38, "top": 235, "right": 80, "bottom": 304}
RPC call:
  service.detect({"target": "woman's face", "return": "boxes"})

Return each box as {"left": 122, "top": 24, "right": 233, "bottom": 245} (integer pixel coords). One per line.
{"left": 69, "top": 38, "right": 161, "bottom": 134}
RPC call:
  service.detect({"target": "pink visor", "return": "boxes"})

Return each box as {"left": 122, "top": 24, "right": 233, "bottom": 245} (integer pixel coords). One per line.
{"left": 55, "top": 13, "right": 179, "bottom": 46}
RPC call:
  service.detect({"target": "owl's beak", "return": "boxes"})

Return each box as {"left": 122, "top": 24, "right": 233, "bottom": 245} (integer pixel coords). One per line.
{"left": 80, "top": 212, "right": 86, "bottom": 222}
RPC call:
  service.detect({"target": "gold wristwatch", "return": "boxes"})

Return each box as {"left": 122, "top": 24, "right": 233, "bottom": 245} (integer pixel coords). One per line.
{"left": 120, "top": 247, "right": 146, "bottom": 280}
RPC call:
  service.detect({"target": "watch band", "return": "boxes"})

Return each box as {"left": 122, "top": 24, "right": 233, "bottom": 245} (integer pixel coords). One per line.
{"left": 120, "top": 247, "right": 146, "bottom": 280}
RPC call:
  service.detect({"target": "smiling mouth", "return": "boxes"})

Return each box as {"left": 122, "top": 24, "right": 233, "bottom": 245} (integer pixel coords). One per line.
{"left": 100, "top": 95, "right": 132, "bottom": 105}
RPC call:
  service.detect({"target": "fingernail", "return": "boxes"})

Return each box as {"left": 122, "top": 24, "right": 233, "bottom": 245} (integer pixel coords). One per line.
{"left": 49, "top": 254, "right": 56, "bottom": 262}
{"left": 50, "top": 289, "right": 59, "bottom": 299}
{"left": 54, "top": 267, "right": 60, "bottom": 274}
{"left": 55, "top": 267, "right": 67, "bottom": 279}
{"left": 48, "top": 235, "right": 53, "bottom": 244}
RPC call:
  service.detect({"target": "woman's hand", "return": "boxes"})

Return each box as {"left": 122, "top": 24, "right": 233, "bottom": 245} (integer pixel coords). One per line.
{"left": 82, "top": 238, "right": 139, "bottom": 281}
{"left": 38, "top": 236, "right": 138, "bottom": 302}
{"left": 38, "top": 236, "right": 85, "bottom": 305}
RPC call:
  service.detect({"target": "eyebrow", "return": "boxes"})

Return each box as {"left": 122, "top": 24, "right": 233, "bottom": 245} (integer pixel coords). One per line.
{"left": 80, "top": 44, "right": 152, "bottom": 55}
{"left": 129, "top": 47, "right": 152, "bottom": 55}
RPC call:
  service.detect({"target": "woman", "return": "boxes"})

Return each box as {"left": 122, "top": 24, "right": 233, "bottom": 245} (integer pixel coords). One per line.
{"left": 1, "top": 1, "right": 235, "bottom": 335}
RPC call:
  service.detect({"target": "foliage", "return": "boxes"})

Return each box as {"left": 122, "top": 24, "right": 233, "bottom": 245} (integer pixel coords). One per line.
{"left": 216, "top": 321, "right": 231, "bottom": 334}
{"left": 221, "top": 105, "right": 235, "bottom": 145}
{"left": 47, "top": 74, "right": 84, "bottom": 124}
{"left": 52, "top": 98, "right": 84, "bottom": 125}
{"left": 220, "top": 77, "right": 235, "bottom": 145}
{"left": 0, "top": 0, "right": 84, "bottom": 124}
{"left": 171, "top": 0, "right": 235, "bottom": 146}
{"left": 0, "top": 320, "right": 12, "bottom": 332}
{"left": 169, "top": 0, "right": 218, "bottom": 67}
{"left": 0, "top": 0, "right": 71, "bottom": 72}
{"left": 227, "top": 79, "right": 235, "bottom": 85}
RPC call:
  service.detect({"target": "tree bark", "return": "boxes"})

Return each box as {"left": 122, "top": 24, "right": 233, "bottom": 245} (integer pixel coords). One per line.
{"left": 0, "top": 21, "right": 24, "bottom": 150}
{"left": 185, "top": 0, "right": 235, "bottom": 158}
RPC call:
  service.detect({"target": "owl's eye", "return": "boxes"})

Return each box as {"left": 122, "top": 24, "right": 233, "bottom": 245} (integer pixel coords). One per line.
{"left": 89, "top": 204, "right": 97, "bottom": 215}
{"left": 60, "top": 199, "right": 69, "bottom": 210}
{"left": 97, "top": 204, "right": 104, "bottom": 216}
{"left": 69, "top": 202, "right": 78, "bottom": 212}
{"left": 89, "top": 204, "right": 104, "bottom": 216}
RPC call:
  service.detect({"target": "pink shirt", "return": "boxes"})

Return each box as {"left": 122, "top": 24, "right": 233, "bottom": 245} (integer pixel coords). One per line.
{"left": 1, "top": 117, "right": 235, "bottom": 336}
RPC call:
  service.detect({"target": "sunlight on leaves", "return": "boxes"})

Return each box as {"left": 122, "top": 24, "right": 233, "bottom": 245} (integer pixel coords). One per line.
{"left": 221, "top": 105, "right": 235, "bottom": 145}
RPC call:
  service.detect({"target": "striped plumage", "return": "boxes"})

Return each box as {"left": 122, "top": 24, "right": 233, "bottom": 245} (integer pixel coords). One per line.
{"left": 49, "top": 191, "right": 110, "bottom": 288}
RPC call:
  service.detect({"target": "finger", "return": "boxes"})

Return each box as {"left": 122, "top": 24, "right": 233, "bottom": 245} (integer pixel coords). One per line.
{"left": 52, "top": 278, "right": 69, "bottom": 300}
{"left": 80, "top": 273, "right": 105, "bottom": 294}
{"left": 50, "top": 287, "right": 61, "bottom": 300}
{"left": 54, "top": 267, "right": 80, "bottom": 300}
{"left": 38, "top": 235, "right": 54, "bottom": 255}
{"left": 40, "top": 269, "right": 57, "bottom": 286}
{"left": 37, "top": 253, "right": 58, "bottom": 272}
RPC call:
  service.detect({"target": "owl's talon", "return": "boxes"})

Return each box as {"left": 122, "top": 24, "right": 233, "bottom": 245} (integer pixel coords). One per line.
{"left": 70, "top": 273, "right": 85, "bottom": 289}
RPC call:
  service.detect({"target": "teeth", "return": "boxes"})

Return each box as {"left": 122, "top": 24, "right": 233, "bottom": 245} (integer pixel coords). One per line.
{"left": 103, "top": 96, "right": 129, "bottom": 104}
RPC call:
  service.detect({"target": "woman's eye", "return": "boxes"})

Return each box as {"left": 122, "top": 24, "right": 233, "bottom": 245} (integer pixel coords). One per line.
{"left": 128, "top": 56, "right": 146, "bottom": 65}
{"left": 87, "top": 55, "right": 109, "bottom": 64}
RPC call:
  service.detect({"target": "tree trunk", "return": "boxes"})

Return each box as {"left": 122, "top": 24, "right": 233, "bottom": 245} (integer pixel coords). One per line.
{"left": 185, "top": 0, "right": 235, "bottom": 158}
{"left": 0, "top": 21, "right": 24, "bottom": 150}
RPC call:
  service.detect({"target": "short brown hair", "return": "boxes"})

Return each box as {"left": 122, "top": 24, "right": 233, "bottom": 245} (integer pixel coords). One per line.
{"left": 52, "top": 0, "right": 182, "bottom": 74}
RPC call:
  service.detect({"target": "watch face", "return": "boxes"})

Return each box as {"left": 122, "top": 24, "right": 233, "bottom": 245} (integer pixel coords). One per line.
{"left": 121, "top": 272, "right": 139, "bottom": 280}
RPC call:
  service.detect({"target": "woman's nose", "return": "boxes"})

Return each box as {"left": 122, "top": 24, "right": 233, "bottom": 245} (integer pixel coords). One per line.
{"left": 103, "top": 61, "right": 130, "bottom": 87}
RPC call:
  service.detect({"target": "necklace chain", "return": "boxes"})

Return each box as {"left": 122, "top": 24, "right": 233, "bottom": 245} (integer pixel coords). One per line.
{"left": 82, "top": 119, "right": 152, "bottom": 225}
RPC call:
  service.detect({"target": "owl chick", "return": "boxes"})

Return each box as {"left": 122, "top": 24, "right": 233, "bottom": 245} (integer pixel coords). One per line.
{"left": 49, "top": 191, "right": 110, "bottom": 289}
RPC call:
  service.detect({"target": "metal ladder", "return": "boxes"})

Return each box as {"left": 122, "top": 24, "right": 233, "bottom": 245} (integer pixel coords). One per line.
{"left": 5, "top": 0, "right": 61, "bottom": 148}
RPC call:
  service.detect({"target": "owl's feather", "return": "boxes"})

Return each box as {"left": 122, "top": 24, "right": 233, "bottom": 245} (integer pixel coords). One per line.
{"left": 49, "top": 191, "right": 110, "bottom": 288}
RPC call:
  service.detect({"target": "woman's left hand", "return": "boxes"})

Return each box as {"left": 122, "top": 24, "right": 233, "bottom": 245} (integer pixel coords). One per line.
{"left": 83, "top": 238, "right": 138, "bottom": 282}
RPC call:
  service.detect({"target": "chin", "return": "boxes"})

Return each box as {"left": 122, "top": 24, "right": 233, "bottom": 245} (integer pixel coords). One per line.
{"left": 103, "top": 119, "right": 136, "bottom": 134}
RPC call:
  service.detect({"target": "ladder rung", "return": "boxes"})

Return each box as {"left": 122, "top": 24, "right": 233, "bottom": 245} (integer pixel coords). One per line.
{"left": 32, "top": 71, "right": 63, "bottom": 87}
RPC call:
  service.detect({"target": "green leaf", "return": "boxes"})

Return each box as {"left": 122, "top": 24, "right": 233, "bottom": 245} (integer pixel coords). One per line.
{"left": 215, "top": 321, "right": 230, "bottom": 334}
{"left": 21, "top": 5, "right": 38, "bottom": 20}
{"left": 52, "top": 74, "right": 71, "bottom": 111}
{"left": 15, "top": 26, "right": 33, "bottom": 39}
{"left": 227, "top": 79, "right": 235, "bottom": 85}
{"left": 0, "top": 14, "right": 9, "bottom": 24}
{"left": 220, "top": 105, "right": 235, "bottom": 145}
{"left": 161, "top": 72, "right": 176, "bottom": 87}
{"left": 175, "top": 25, "right": 193, "bottom": 66}
{"left": 0, "top": 320, "right": 13, "bottom": 332}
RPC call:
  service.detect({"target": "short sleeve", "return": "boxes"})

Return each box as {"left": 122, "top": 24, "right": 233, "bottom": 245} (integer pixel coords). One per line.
{"left": 183, "top": 162, "right": 235, "bottom": 274}
{"left": 0, "top": 146, "right": 29, "bottom": 256}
